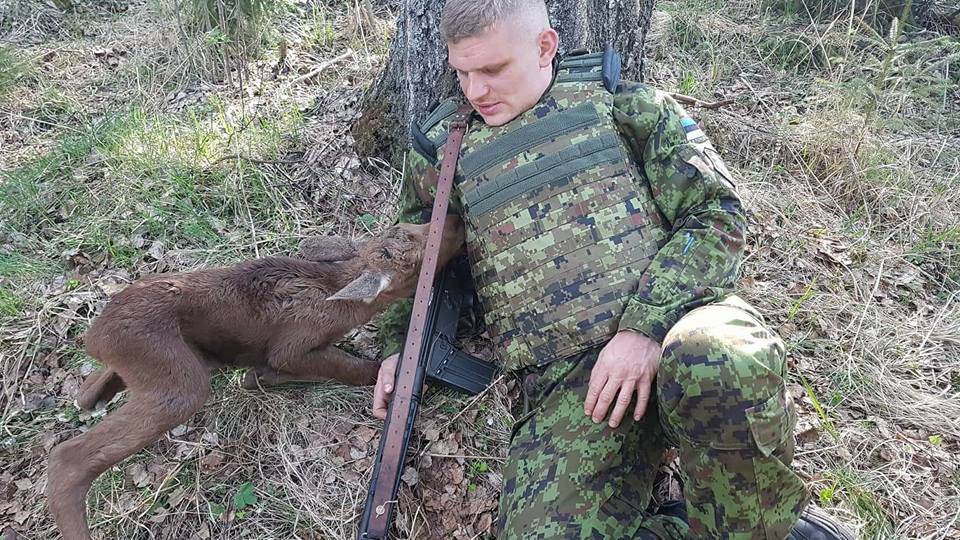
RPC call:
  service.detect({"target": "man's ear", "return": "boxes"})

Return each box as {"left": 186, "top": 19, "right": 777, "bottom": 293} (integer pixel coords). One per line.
{"left": 328, "top": 271, "right": 392, "bottom": 302}
{"left": 537, "top": 28, "right": 559, "bottom": 68}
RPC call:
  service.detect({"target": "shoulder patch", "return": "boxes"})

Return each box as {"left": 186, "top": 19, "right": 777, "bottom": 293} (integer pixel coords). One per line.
{"left": 680, "top": 117, "right": 707, "bottom": 143}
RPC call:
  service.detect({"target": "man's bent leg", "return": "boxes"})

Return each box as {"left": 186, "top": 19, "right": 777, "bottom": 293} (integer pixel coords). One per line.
{"left": 497, "top": 350, "right": 688, "bottom": 540}
{"left": 657, "top": 295, "right": 809, "bottom": 539}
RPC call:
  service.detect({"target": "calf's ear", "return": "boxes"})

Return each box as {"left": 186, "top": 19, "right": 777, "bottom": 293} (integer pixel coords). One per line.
{"left": 328, "top": 271, "right": 392, "bottom": 302}
{"left": 299, "top": 236, "right": 359, "bottom": 262}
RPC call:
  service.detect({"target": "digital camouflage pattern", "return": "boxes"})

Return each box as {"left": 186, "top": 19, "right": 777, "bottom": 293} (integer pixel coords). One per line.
{"left": 376, "top": 50, "right": 806, "bottom": 538}
{"left": 498, "top": 295, "right": 808, "bottom": 539}
{"left": 379, "top": 53, "right": 744, "bottom": 368}
{"left": 455, "top": 69, "right": 667, "bottom": 369}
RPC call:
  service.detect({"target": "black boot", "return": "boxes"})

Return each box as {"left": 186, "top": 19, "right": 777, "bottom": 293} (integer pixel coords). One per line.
{"left": 788, "top": 505, "right": 857, "bottom": 540}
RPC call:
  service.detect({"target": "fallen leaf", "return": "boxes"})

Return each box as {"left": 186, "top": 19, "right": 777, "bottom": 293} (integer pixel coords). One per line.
{"left": 816, "top": 238, "right": 852, "bottom": 266}
{"left": 194, "top": 523, "right": 211, "bottom": 539}
{"left": 200, "top": 451, "right": 225, "bottom": 471}
{"left": 476, "top": 513, "right": 493, "bottom": 534}
{"left": 449, "top": 463, "right": 464, "bottom": 485}
{"left": 201, "top": 431, "right": 220, "bottom": 446}
{"left": 431, "top": 438, "right": 460, "bottom": 456}
{"left": 401, "top": 466, "right": 419, "bottom": 487}
{"left": 350, "top": 426, "right": 377, "bottom": 445}
{"left": 128, "top": 463, "right": 150, "bottom": 488}
{"left": 167, "top": 487, "right": 188, "bottom": 508}
{"left": 12, "top": 478, "right": 31, "bottom": 492}
{"left": 21, "top": 394, "right": 55, "bottom": 413}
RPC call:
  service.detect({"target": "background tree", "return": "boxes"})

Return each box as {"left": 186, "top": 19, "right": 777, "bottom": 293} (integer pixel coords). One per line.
{"left": 353, "top": 0, "right": 655, "bottom": 162}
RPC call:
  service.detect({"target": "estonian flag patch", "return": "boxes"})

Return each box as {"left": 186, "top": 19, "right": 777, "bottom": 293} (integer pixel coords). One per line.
{"left": 680, "top": 117, "right": 706, "bottom": 142}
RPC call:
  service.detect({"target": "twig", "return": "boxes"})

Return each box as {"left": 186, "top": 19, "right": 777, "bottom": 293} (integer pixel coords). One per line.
{"left": 206, "top": 154, "right": 305, "bottom": 167}
{"left": 425, "top": 453, "right": 506, "bottom": 462}
{"left": 668, "top": 92, "right": 735, "bottom": 109}
{"left": 435, "top": 373, "right": 507, "bottom": 434}
{"left": 287, "top": 49, "right": 354, "bottom": 87}
{"left": 0, "top": 108, "right": 84, "bottom": 134}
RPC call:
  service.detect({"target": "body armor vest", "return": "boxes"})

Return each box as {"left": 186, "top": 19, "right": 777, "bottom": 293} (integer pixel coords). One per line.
{"left": 421, "top": 51, "right": 670, "bottom": 369}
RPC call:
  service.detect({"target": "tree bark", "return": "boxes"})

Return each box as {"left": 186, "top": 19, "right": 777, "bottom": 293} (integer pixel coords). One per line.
{"left": 353, "top": 0, "right": 654, "bottom": 163}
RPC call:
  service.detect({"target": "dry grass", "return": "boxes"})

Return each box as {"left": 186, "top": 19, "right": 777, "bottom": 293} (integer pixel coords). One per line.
{"left": 1, "top": 2, "right": 510, "bottom": 539}
{"left": 1, "top": 0, "right": 958, "bottom": 539}
{"left": 649, "top": 1, "right": 960, "bottom": 537}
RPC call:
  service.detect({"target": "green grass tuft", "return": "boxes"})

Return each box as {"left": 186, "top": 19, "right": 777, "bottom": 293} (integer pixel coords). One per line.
{"left": 0, "top": 46, "right": 31, "bottom": 100}
{"left": 0, "top": 285, "right": 24, "bottom": 317}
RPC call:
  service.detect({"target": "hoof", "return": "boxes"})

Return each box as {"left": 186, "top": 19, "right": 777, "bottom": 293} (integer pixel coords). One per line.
{"left": 241, "top": 370, "right": 261, "bottom": 390}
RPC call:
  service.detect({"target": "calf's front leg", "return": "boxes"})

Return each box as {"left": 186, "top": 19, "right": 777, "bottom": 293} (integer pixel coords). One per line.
{"left": 243, "top": 346, "right": 379, "bottom": 389}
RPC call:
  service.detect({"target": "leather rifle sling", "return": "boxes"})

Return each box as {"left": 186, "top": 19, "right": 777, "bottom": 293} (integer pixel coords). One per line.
{"left": 363, "top": 106, "right": 472, "bottom": 539}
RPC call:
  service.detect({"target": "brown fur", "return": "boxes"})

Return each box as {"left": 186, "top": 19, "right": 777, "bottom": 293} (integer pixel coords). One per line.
{"left": 46, "top": 217, "right": 464, "bottom": 540}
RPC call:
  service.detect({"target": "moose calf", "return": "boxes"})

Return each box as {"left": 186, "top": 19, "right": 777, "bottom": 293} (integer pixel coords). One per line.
{"left": 46, "top": 217, "right": 464, "bottom": 540}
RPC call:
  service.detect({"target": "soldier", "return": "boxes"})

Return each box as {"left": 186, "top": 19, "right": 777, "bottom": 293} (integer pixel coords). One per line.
{"left": 372, "top": 0, "right": 856, "bottom": 538}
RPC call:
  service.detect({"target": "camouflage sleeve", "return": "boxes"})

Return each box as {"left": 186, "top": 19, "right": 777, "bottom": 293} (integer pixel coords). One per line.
{"left": 374, "top": 147, "right": 436, "bottom": 358}
{"left": 613, "top": 83, "right": 746, "bottom": 343}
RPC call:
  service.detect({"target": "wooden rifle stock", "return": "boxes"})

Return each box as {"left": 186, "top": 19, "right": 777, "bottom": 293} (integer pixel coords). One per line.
{"left": 358, "top": 108, "right": 471, "bottom": 539}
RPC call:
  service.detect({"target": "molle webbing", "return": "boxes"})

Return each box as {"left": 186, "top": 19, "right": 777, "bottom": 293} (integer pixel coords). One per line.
{"left": 464, "top": 132, "right": 623, "bottom": 216}
{"left": 459, "top": 102, "right": 600, "bottom": 179}
{"left": 412, "top": 98, "right": 460, "bottom": 162}
{"left": 556, "top": 48, "right": 620, "bottom": 91}
{"left": 452, "top": 50, "right": 655, "bottom": 369}
{"left": 557, "top": 52, "right": 605, "bottom": 84}
{"left": 421, "top": 99, "right": 459, "bottom": 134}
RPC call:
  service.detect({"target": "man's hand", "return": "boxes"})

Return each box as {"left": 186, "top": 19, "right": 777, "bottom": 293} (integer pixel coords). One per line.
{"left": 372, "top": 353, "right": 399, "bottom": 420}
{"left": 585, "top": 330, "right": 662, "bottom": 428}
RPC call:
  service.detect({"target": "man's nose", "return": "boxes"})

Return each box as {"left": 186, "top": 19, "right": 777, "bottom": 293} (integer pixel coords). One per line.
{"left": 464, "top": 75, "right": 489, "bottom": 101}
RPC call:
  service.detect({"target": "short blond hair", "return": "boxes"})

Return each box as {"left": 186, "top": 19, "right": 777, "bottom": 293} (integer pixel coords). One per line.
{"left": 440, "top": 0, "right": 549, "bottom": 43}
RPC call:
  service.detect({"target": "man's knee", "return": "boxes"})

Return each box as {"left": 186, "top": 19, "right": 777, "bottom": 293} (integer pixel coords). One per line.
{"left": 656, "top": 298, "right": 793, "bottom": 451}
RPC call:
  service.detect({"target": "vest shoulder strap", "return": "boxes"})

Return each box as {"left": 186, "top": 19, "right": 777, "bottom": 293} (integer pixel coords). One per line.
{"left": 556, "top": 45, "right": 622, "bottom": 93}
{"left": 411, "top": 98, "right": 462, "bottom": 165}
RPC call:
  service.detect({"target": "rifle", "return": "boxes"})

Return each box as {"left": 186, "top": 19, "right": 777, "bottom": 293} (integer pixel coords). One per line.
{"left": 358, "top": 259, "right": 497, "bottom": 539}
{"left": 358, "top": 107, "right": 495, "bottom": 539}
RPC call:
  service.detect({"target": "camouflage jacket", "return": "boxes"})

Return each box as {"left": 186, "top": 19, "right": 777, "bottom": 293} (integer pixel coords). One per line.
{"left": 376, "top": 78, "right": 746, "bottom": 367}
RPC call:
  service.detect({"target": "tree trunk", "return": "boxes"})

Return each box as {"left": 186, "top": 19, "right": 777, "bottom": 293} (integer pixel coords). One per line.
{"left": 353, "top": 0, "right": 655, "bottom": 163}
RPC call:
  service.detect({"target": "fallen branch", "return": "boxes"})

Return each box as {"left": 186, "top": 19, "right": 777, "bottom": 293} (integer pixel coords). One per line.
{"left": 206, "top": 154, "right": 305, "bottom": 167}
{"left": 669, "top": 92, "right": 735, "bottom": 110}
{"left": 287, "top": 49, "right": 354, "bottom": 87}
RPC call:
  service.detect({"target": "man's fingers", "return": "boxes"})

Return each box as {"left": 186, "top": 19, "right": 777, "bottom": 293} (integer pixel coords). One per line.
{"left": 633, "top": 377, "right": 653, "bottom": 421}
{"left": 608, "top": 384, "right": 636, "bottom": 428}
{"left": 372, "top": 383, "right": 388, "bottom": 420}
{"left": 584, "top": 370, "right": 608, "bottom": 416}
{"left": 591, "top": 380, "right": 620, "bottom": 424}
{"left": 372, "top": 355, "right": 399, "bottom": 420}
{"left": 381, "top": 356, "right": 398, "bottom": 394}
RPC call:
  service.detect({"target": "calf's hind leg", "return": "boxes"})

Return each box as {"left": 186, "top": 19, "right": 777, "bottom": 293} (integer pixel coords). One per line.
{"left": 47, "top": 361, "right": 209, "bottom": 540}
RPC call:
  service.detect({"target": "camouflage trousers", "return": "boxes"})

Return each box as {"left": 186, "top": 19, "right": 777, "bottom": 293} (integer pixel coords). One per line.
{"left": 496, "top": 295, "right": 809, "bottom": 539}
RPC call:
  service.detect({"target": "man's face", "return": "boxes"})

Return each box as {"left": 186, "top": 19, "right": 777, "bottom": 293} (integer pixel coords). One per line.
{"left": 447, "top": 21, "right": 556, "bottom": 126}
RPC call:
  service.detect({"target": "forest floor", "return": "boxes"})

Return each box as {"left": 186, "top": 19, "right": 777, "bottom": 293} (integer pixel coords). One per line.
{"left": 1, "top": 0, "right": 958, "bottom": 538}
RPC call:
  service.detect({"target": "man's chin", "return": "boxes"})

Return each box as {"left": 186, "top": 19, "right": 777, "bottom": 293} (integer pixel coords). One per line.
{"left": 479, "top": 110, "right": 514, "bottom": 127}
